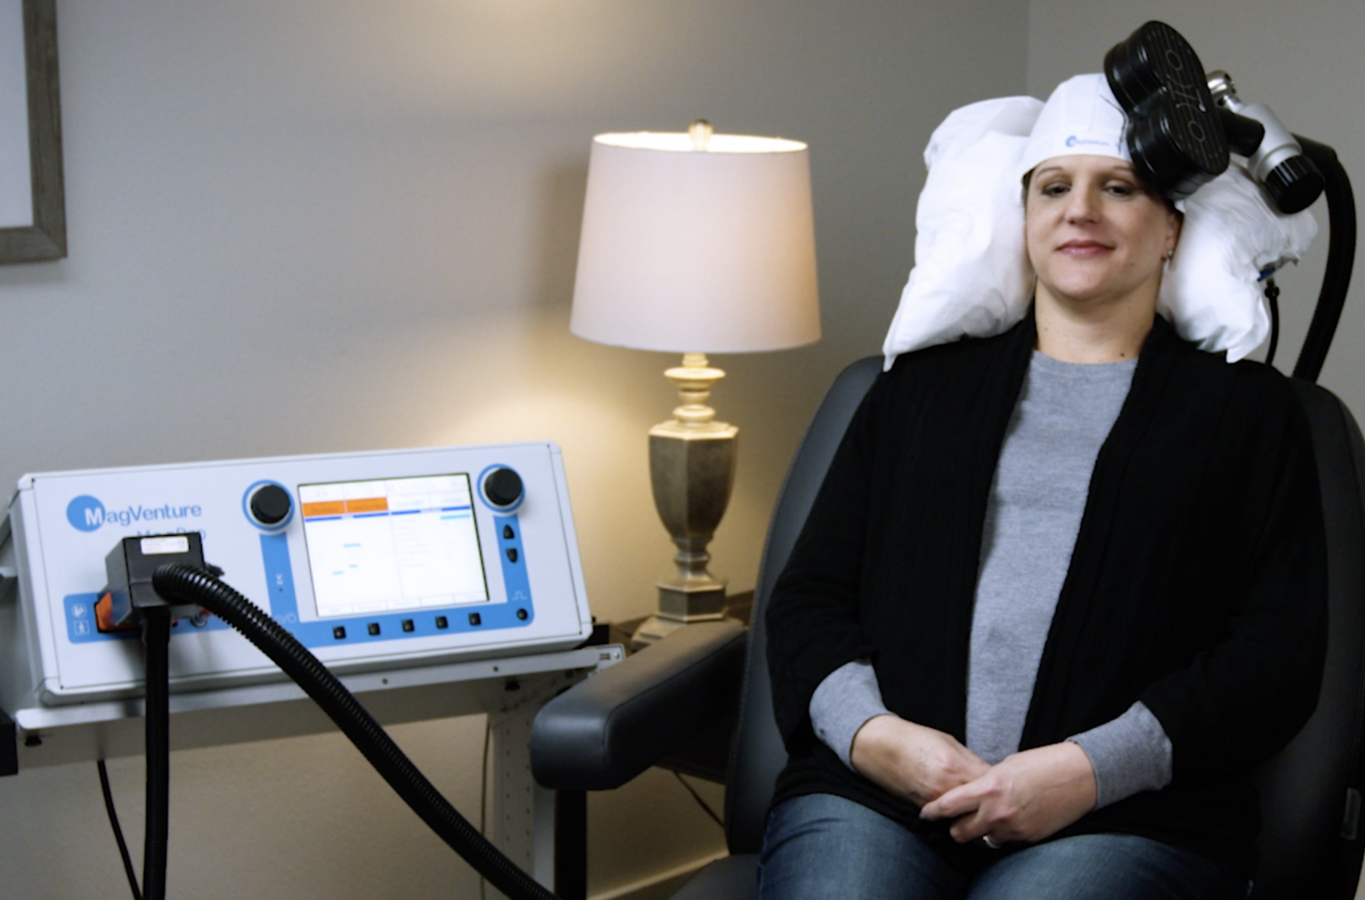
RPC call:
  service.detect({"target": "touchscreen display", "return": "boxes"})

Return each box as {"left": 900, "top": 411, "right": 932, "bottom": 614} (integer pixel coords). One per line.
{"left": 298, "top": 474, "right": 490, "bottom": 619}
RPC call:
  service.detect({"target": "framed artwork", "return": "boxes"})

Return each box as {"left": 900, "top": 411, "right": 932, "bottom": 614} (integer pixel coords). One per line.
{"left": 0, "top": 0, "right": 64, "bottom": 263}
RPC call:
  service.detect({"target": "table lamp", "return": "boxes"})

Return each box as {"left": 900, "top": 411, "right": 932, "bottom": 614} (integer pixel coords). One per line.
{"left": 570, "top": 121, "right": 820, "bottom": 647}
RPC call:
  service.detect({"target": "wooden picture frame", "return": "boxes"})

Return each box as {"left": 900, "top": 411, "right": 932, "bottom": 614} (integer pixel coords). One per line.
{"left": 0, "top": 0, "right": 64, "bottom": 263}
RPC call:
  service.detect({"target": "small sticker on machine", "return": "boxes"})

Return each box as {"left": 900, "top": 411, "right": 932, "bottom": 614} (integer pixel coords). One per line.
{"left": 141, "top": 536, "right": 190, "bottom": 555}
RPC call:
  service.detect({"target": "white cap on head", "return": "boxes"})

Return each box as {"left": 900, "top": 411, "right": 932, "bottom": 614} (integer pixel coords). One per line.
{"left": 883, "top": 73, "right": 1317, "bottom": 368}
{"left": 1016, "top": 73, "right": 1129, "bottom": 182}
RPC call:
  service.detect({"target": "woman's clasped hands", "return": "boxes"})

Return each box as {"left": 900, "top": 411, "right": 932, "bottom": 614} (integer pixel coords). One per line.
{"left": 849, "top": 715, "right": 1098, "bottom": 847}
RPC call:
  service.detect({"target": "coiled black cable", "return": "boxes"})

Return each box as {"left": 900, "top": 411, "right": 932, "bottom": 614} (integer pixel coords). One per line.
{"left": 150, "top": 564, "right": 558, "bottom": 900}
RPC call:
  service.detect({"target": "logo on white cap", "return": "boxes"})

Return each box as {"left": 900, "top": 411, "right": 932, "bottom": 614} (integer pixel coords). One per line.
{"left": 1065, "top": 136, "right": 1119, "bottom": 150}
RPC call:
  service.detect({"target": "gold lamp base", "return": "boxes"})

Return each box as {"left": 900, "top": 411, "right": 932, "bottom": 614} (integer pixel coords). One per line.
{"left": 631, "top": 353, "right": 741, "bottom": 650}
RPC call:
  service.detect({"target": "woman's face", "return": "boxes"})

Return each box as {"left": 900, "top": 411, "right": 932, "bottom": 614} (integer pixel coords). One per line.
{"left": 1025, "top": 155, "right": 1181, "bottom": 316}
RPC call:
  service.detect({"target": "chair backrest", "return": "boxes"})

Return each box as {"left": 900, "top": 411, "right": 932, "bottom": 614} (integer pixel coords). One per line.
{"left": 1252, "top": 381, "right": 1365, "bottom": 899}
{"left": 724, "top": 356, "right": 882, "bottom": 854}
{"left": 723, "top": 360, "right": 1365, "bottom": 900}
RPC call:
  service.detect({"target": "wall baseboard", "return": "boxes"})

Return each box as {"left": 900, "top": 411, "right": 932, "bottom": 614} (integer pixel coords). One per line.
{"left": 589, "top": 850, "right": 730, "bottom": 900}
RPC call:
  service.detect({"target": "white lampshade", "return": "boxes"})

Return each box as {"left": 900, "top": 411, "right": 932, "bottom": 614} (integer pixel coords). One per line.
{"left": 570, "top": 130, "right": 821, "bottom": 353}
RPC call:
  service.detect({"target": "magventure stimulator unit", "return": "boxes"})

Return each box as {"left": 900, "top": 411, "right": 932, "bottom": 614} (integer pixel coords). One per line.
{"left": 0, "top": 442, "right": 593, "bottom": 717}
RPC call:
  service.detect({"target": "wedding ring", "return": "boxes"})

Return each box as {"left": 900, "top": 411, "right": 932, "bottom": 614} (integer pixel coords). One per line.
{"left": 981, "top": 835, "right": 1002, "bottom": 850}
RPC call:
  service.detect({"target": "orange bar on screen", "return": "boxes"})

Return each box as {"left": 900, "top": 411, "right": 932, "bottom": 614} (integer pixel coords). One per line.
{"left": 301, "top": 501, "right": 346, "bottom": 518}
{"left": 345, "top": 497, "right": 389, "bottom": 514}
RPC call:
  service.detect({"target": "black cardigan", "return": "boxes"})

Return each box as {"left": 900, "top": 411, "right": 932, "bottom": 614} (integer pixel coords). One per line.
{"left": 765, "top": 315, "right": 1327, "bottom": 876}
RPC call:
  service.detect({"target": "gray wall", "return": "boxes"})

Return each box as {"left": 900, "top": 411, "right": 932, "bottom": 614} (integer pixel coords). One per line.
{"left": 0, "top": 2, "right": 1028, "bottom": 897}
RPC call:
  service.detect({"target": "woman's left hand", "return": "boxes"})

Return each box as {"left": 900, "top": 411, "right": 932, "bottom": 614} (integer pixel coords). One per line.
{"left": 917, "top": 741, "right": 1098, "bottom": 845}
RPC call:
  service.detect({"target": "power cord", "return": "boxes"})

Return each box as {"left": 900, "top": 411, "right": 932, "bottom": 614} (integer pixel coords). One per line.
{"left": 97, "top": 760, "right": 143, "bottom": 900}
{"left": 481, "top": 715, "right": 492, "bottom": 900}
{"left": 672, "top": 770, "right": 723, "bottom": 830}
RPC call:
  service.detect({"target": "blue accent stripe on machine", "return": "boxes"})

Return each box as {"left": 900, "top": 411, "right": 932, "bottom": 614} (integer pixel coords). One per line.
{"left": 494, "top": 513, "right": 534, "bottom": 624}
{"left": 259, "top": 532, "right": 300, "bottom": 623}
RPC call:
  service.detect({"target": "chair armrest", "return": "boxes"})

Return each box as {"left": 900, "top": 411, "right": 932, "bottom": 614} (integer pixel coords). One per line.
{"left": 530, "top": 620, "right": 747, "bottom": 790}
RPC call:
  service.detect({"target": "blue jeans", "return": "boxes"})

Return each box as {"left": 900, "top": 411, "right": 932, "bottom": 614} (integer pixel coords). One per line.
{"left": 757, "top": 794, "right": 1251, "bottom": 900}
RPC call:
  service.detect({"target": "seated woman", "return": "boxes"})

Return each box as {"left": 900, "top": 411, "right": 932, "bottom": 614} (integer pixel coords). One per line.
{"left": 759, "top": 74, "right": 1327, "bottom": 900}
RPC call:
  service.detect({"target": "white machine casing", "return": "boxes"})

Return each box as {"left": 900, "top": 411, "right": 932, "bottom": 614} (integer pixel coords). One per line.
{"left": 0, "top": 442, "right": 594, "bottom": 720}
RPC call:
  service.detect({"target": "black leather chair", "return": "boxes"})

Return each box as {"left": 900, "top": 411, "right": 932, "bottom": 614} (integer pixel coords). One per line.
{"left": 531, "top": 357, "right": 1365, "bottom": 899}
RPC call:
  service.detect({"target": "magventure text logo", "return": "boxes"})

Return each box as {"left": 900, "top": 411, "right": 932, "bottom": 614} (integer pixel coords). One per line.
{"left": 66, "top": 495, "right": 203, "bottom": 532}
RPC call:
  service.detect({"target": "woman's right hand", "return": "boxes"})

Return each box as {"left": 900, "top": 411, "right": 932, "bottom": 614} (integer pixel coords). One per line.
{"left": 849, "top": 715, "right": 990, "bottom": 808}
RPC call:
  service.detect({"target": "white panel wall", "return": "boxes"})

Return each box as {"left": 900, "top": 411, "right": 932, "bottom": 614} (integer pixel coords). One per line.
{"left": 0, "top": 2, "right": 1028, "bottom": 897}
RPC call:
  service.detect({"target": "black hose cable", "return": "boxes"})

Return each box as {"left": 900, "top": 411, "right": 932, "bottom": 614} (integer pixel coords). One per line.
{"left": 140, "top": 610, "right": 171, "bottom": 900}
{"left": 1293, "top": 137, "right": 1357, "bottom": 384}
{"left": 150, "top": 564, "right": 560, "bottom": 900}
{"left": 97, "top": 760, "right": 144, "bottom": 900}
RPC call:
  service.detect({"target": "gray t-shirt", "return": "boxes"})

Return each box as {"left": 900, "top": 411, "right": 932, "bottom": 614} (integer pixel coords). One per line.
{"left": 809, "top": 351, "right": 1172, "bottom": 809}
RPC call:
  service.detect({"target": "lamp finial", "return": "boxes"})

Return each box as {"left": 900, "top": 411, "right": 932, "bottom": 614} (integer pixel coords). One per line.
{"left": 689, "top": 119, "right": 713, "bottom": 151}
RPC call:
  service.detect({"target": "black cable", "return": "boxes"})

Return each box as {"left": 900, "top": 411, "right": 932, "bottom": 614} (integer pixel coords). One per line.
{"left": 140, "top": 610, "right": 172, "bottom": 900}
{"left": 672, "top": 770, "right": 723, "bottom": 830}
{"left": 481, "top": 717, "right": 492, "bottom": 900}
{"left": 1264, "top": 277, "right": 1281, "bottom": 368}
{"left": 151, "top": 564, "right": 560, "bottom": 900}
{"left": 97, "top": 760, "right": 144, "bottom": 900}
{"left": 1292, "top": 137, "right": 1357, "bottom": 383}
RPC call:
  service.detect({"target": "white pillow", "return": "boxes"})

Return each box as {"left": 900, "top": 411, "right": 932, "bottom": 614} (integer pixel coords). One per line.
{"left": 883, "top": 105, "right": 1318, "bottom": 368}
{"left": 881, "top": 97, "right": 1041, "bottom": 370}
{"left": 1158, "top": 163, "right": 1317, "bottom": 361}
